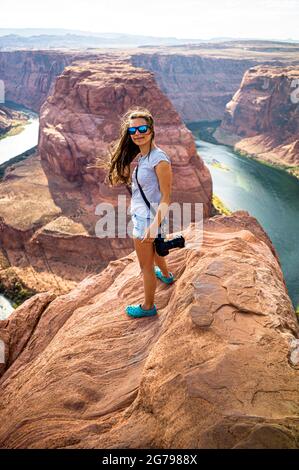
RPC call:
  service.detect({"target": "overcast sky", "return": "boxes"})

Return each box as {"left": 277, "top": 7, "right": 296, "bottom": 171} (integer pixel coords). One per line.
{"left": 2, "top": 0, "right": 299, "bottom": 40}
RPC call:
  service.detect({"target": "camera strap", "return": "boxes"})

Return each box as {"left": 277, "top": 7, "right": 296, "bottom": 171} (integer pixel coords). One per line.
{"left": 135, "top": 164, "right": 161, "bottom": 227}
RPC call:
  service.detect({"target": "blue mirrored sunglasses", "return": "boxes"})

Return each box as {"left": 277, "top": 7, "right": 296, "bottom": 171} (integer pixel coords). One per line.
{"left": 127, "top": 124, "right": 150, "bottom": 135}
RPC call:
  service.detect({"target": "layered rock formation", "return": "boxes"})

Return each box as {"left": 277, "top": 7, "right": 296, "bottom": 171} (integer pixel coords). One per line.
{"left": 0, "top": 50, "right": 106, "bottom": 112}
{"left": 214, "top": 66, "right": 299, "bottom": 175}
{"left": 0, "top": 149, "right": 134, "bottom": 296}
{"left": 1, "top": 46, "right": 299, "bottom": 449}
{"left": 39, "top": 59, "right": 212, "bottom": 212}
{"left": 130, "top": 53, "right": 259, "bottom": 122}
{"left": 2, "top": 43, "right": 299, "bottom": 121}
{"left": 0, "top": 59, "right": 212, "bottom": 296}
{"left": 0, "top": 211, "right": 298, "bottom": 449}
{"left": 129, "top": 42, "right": 299, "bottom": 122}
{"left": 0, "top": 105, "right": 29, "bottom": 136}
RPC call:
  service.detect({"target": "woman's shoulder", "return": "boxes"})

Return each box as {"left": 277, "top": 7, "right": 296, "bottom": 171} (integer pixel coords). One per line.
{"left": 151, "top": 146, "right": 171, "bottom": 161}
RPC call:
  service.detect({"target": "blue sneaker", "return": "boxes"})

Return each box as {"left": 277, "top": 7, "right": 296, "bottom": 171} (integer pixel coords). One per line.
{"left": 125, "top": 303, "right": 158, "bottom": 318}
{"left": 154, "top": 266, "right": 175, "bottom": 284}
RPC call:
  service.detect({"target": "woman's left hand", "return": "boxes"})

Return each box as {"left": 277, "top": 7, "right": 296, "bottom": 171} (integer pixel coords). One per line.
{"left": 141, "top": 224, "right": 157, "bottom": 243}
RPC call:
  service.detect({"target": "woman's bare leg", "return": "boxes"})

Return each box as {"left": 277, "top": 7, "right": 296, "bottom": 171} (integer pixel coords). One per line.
{"left": 154, "top": 250, "right": 171, "bottom": 277}
{"left": 133, "top": 237, "right": 156, "bottom": 309}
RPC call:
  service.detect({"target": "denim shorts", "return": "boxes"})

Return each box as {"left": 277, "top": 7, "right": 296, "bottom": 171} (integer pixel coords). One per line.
{"left": 131, "top": 213, "right": 168, "bottom": 240}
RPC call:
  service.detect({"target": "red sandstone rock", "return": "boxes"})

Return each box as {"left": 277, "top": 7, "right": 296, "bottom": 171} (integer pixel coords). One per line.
{"left": 0, "top": 50, "right": 111, "bottom": 112}
{"left": 1, "top": 45, "right": 299, "bottom": 119}
{"left": 0, "top": 211, "right": 298, "bottom": 449}
{"left": 0, "top": 151, "right": 134, "bottom": 294}
{"left": 129, "top": 53, "right": 260, "bottom": 121}
{"left": 128, "top": 40, "right": 299, "bottom": 121}
{"left": 215, "top": 66, "right": 299, "bottom": 171}
{"left": 39, "top": 60, "right": 212, "bottom": 217}
{"left": 0, "top": 291, "right": 55, "bottom": 376}
{"left": 0, "top": 59, "right": 212, "bottom": 295}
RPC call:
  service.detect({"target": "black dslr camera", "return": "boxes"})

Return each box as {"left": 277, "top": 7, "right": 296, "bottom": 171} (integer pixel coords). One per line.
{"left": 154, "top": 233, "right": 185, "bottom": 257}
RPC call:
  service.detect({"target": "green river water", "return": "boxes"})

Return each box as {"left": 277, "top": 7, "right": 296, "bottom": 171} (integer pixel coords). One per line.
{"left": 189, "top": 124, "right": 299, "bottom": 311}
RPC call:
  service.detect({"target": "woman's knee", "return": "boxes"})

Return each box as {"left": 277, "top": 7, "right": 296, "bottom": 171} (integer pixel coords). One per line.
{"left": 134, "top": 239, "right": 155, "bottom": 270}
{"left": 140, "top": 262, "right": 154, "bottom": 273}
{"left": 139, "top": 251, "right": 155, "bottom": 272}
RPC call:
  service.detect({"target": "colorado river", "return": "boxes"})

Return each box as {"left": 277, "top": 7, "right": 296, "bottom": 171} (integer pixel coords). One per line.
{"left": 194, "top": 137, "right": 299, "bottom": 310}
{"left": 0, "top": 101, "right": 39, "bottom": 318}
{"left": 0, "top": 101, "right": 39, "bottom": 164}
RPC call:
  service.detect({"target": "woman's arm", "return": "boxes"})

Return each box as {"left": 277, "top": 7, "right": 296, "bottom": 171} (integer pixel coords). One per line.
{"left": 142, "top": 161, "right": 172, "bottom": 241}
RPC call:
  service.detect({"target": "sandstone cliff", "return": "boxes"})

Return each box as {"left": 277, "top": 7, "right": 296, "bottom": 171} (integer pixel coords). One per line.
{"left": 0, "top": 50, "right": 105, "bottom": 112}
{"left": 2, "top": 43, "right": 299, "bottom": 120}
{"left": 130, "top": 53, "right": 259, "bottom": 122}
{"left": 214, "top": 66, "right": 299, "bottom": 176}
{"left": 128, "top": 41, "right": 299, "bottom": 122}
{"left": 39, "top": 59, "right": 212, "bottom": 212}
{"left": 0, "top": 59, "right": 212, "bottom": 296}
{"left": 0, "top": 211, "right": 298, "bottom": 449}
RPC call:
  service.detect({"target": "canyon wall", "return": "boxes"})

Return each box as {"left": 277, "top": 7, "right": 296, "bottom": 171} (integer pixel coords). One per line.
{"left": 0, "top": 211, "right": 298, "bottom": 448}
{"left": 0, "top": 50, "right": 101, "bottom": 112}
{"left": 129, "top": 53, "right": 276, "bottom": 122}
{"left": 214, "top": 65, "right": 299, "bottom": 173}
{"left": 1, "top": 47, "right": 297, "bottom": 123}
{"left": 0, "top": 46, "right": 298, "bottom": 449}
{"left": 0, "top": 58, "right": 212, "bottom": 295}
{"left": 39, "top": 59, "right": 212, "bottom": 214}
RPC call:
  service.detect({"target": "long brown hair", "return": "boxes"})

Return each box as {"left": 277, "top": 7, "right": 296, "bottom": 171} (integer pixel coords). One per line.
{"left": 88, "top": 107, "right": 155, "bottom": 188}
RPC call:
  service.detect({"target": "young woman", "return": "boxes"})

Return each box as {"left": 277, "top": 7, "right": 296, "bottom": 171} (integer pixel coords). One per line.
{"left": 103, "top": 107, "right": 175, "bottom": 318}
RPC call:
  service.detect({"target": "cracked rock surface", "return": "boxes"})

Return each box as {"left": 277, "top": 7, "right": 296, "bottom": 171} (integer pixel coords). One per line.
{"left": 0, "top": 211, "right": 298, "bottom": 449}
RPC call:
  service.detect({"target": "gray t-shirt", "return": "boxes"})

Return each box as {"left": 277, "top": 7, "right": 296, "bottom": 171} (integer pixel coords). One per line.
{"left": 130, "top": 146, "right": 171, "bottom": 218}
